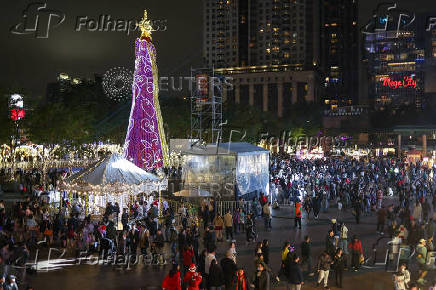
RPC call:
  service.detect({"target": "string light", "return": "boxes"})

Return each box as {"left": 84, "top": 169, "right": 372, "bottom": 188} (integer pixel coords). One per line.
{"left": 102, "top": 66, "right": 134, "bottom": 102}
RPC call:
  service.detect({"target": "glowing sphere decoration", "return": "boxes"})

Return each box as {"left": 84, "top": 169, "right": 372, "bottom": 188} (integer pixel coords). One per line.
{"left": 10, "top": 94, "right": 23, "bottom": 108}
{"left": 102, "top": 66, "right": 134, "bottom": 102}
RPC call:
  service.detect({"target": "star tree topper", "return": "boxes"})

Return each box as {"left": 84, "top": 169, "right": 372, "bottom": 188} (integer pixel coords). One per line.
{"left": 138, "top": 10, "right": 153, "bottom": 41}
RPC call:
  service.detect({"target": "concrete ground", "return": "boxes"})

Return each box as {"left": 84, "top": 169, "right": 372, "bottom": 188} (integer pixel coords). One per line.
{"left": 19, "top": 198, "right": 433, "bottom": 290}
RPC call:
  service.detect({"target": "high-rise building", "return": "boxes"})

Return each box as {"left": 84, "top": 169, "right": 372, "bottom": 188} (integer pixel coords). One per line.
{"left": 203, "top": 0, "right": 319, "bottom": 69}
{"left": 319, "top": 0, "right": 359, "bottom": 108}
{"left": 203, "top": 0, "right": 320, "bottom": 118}
{"left": 363, "top": 6, "right": 425, "bottom": 111}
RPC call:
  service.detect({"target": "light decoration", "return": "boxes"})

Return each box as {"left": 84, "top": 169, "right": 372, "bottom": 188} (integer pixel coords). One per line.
{"left": 10, "top": 94, "right": 24, "bottom": 108}
{"left": 123, "top": 10, "right": 169, "bottom": 171}
{"left": 382, "top": 76, "right": 417, "bottom": 89}
{"left": 10, "top": 109, "right": 25, "bottom": 121}
{"left": 102, "top": 66, "right": 134, "bottom": 102}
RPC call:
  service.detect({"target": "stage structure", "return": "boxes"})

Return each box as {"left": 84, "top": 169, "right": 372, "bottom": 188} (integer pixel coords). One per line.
{"left": 124, "top": 10, "right": 169, "bottom": 171}
{"left": 180, "top": 142, "right": 269, "bottom": 199}
{"left": 190, "top": 67, "right": 223, "bottom": 146}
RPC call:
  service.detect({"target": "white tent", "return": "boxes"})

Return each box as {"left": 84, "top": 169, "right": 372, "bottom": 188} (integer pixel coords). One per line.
{"left": 59, "top": 153, "right": 167, "bottom": 217}
{"left": 60, "top": 153, "right": 164, "bottom": 194}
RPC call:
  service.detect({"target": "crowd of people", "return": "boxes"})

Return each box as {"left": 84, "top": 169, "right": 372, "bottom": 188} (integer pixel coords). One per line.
{"left": 0, "top": 155, "right": 435, "bottom": 289}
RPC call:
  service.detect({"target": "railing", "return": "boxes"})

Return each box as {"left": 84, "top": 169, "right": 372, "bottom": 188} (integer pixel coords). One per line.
{"left": 216, "top": 200, "right": 252, "bottom": 216}
{"left": 371, "top": 238, "right": 414, "bottom": 272}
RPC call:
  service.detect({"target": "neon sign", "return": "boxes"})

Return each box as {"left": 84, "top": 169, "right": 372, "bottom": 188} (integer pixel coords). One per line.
{"left": 382, "top": 76, "right": 417, "bottom": 89}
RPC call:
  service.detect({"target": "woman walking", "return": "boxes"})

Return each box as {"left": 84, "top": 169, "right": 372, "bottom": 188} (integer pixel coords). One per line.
{"left": 348, "top": 235, "right": 363, "bottom": 272}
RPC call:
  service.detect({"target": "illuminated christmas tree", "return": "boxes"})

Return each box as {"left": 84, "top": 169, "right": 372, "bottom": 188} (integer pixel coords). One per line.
{"left": 123, "top": 10, "right": 169, "bottom": 170}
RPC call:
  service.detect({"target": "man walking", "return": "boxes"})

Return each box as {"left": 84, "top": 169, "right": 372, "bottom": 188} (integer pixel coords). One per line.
{"left": 263, "top": 202, "right": 272, "bottom": 231}
{"left": 301, "top": 235, "right": 314, "bottom": 276}
{"left": 286, "top": 254, "right": 304, "bottom": 290}
{"left": 295, "top": 200, "right": 302, "bottom": 230}
{"left": 316, "top": 251, "right": 333, "bottom": 289}
{"left": 224, "top": 210, "right": 233, "bottom": 242}
{"left": 376, "top": 206, "right": 387, "bottom": 235}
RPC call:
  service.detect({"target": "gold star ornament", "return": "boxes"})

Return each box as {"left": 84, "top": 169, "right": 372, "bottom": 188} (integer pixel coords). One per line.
{"left": 138, "top": 10, "right": 153, "bottom": 40}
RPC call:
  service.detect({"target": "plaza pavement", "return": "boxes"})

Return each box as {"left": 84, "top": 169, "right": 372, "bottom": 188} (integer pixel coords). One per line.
{"left": 23, "top": 201, "right": 425, "bottom": 290}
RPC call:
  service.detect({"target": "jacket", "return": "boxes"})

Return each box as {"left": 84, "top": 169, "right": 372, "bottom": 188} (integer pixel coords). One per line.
{"left": 183, "top": 249, "right": 194, "bottom": 266}
{"left": 348, "top": 240, "right": 363, "bottom": 254}
{"left": 213, "top": 216, "right": 224, "bottom": 228}
{"left": 263, "top": 204, "right": 271, "bottom": 217}
{"left": 333, "top": 254, "right": 345, "bottom": 270}
{"left": 255, "top": 270, "right": 270, "bottom": 290}
{"left": 301, "top": 241, "right": 311, "bottom": 258}
{"left": 162, "top": 272, "right": 181, "bottom": 290}
{"left": 295, "top": 202, "right": 302, "bottom": 218}
{"left": 286, "top": 261, "right": 303, "bottom": 284}
{"left": 208, "top": 263, "right": 225, "bottom": 287}
{"left": 317, "top": 254, "right": 332, "bottom": 271}
{"left": 224, "top": 213, "right": 233, "bottom": 227}
{"left": 234, "top": 273, "right": 248, "bottom": 290}
{"left": 221, "top": 257, "right": 237, "bottom": 287}
{"left": 184, "top": 271, "right": 202, "bottom": 290}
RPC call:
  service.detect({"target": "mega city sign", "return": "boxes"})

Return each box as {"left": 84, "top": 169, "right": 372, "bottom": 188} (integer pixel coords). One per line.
{"left": 382, "top": 76, "right": 417, "bottom": 89}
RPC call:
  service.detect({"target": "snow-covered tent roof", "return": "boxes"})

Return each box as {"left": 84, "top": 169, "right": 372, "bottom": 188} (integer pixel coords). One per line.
{"left": 60, "top": 154, "right": 163, "bottom": 194}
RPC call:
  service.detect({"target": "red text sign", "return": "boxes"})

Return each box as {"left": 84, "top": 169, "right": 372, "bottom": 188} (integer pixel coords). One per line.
{"left": 382, "top": 76, "right": 417, "bottom": 89}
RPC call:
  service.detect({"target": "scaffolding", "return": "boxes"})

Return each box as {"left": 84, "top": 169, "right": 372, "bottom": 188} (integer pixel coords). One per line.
{"left": 190, "top": 67, "right": 223, "bottom": 146}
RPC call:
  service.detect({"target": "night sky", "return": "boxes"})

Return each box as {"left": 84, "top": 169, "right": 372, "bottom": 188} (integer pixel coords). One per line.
{"left": 1, "top": 0, "right": 436, "bottom": 97}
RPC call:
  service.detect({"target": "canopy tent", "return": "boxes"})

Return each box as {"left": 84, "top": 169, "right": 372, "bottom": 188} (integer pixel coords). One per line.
{"left": 60, "top": 153, "right": 163, "bottom": 194}
{"left": 58, "top": 153, "right": 167, "bottom": 217}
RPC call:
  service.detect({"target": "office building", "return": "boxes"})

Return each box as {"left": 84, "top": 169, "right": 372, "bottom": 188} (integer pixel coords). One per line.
{"left": 320, "top": 0, "right": 359, "bottom": 108}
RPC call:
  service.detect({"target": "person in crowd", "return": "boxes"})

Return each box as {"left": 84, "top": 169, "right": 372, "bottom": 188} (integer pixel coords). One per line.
{"left": 213, "top": 214, "right": 225, "bottom": 242}
{"left": 184, "top": 264, "right": 203, "bottom": 290}
{"left": 234, "top": 267, "right": 249, "bottom": 290}
{"left": 325, "top": 230, "right": 336, "bottom": 258}
{"left": 224, "top": 210, "right": 234, "bottom": 242}
{"left": 333, "top": 248, "right": 345, "bottom": 288}
{"left": 209, "top": 259, "right": 225, "bottom": 290}
{"left": 316, "top": 251, "right": 333, "bottom": 290}
{"left": 228, "top": 241, "right": 237, "bottom": 264}
{"left": 263, "top": 202, "right": 272, "bottom": 231}
{"left": 348, "top": 235, "right": 363, "bottom": 272}
{"left": 301, "top": 235, "right": 313, "bottom": 276}
{"left": 392, "top": 263, "right": 410, "bottom": 290}
{"left": 205, "top": 247, "right": 217, "bottom": 277}
{"left": 286, "top": 254, "right": 304, "bottom": 290}
{"left": 254, "top": 262, "right": 270, "bottom": 290}
{"left": 281, "top": 242, "right": 291, "bottom": 263}
{"left": 162, "top": 263, "right": 182, "bottom": 290}
{"left": 294, "top": 200, "right": 302, "bottom": 230}
{"left": 376, "top": 206, "right": 387, "bottom": 235}
{"left": 416, "top": 238, "right": 429, "bottom": 285}
{"left": 261, "top": 240, "right": 270, "bottom": 265}
{"left": 221, "top": 250, "right": 237, "bottom": 290}
{"left": 183, "top": 244, "right": 195, "bottom": 273}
